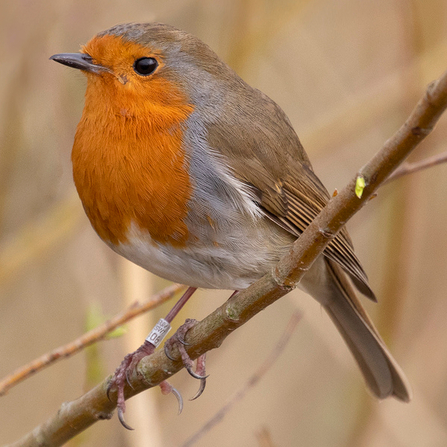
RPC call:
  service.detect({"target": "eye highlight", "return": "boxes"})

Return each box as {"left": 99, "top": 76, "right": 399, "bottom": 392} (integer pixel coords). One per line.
{"left": 134, "top": 57, "right": 158, "bottom": 76}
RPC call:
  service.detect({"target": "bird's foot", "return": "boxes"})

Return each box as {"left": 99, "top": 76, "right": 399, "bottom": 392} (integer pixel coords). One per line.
{"left": 164, "top": 318, "right": 208, "bottom": 399}
{"left": 108, "top": 318, "right": 207, "bottom": 429}
{"left": 107, "top": 340, "right": 155, "bottom": 430}
{"left": 159, "top": 380, "right": 184, "bottom": 413}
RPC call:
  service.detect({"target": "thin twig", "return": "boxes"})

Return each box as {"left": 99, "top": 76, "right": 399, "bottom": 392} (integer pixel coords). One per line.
{"left": 181, "top": 312, "right": 302, "bottom": 447}
{"left": 0, "top": 283, "right": 185, "bottom": 396}
{"left": 6, "top": 69, "right": 447, "bottom": 447}
{"left": 386, "top": 150, "right": 447, "bottom": 183}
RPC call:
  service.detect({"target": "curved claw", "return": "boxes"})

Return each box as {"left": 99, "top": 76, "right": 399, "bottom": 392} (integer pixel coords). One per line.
{"left": 106, "top": 382, "right": 113, "bottom": 402}
{"left": 177, "top": 335, "right": 190, "bottom": 347}
{"left": 190, "top": 377, "right": 206, "bottom": 401}
{"left": 118, "top": 408, "right": 134, "bottom": 431}
{"left": 170, "top": 385, "right": 184, "bottom": 414}
{"left": 164, "top": 344, "right": 176, "bottom": 361}
{"left": 125, "top": 369, "right": 134, "bottom": 390}
{"left": 184, "top": 363, "right": 209, "bottom": 380}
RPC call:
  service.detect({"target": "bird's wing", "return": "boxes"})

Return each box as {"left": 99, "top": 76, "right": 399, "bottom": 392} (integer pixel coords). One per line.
{"left": 205, "top": 88, "right": 375, "bottom": 300}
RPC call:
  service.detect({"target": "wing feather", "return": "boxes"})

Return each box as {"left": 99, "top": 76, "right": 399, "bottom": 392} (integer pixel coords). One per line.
{"left": 203, "top": 84, "right": 375, "bottom": 300}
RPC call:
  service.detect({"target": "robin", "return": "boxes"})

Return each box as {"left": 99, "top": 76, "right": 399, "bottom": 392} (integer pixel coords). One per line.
{"left": 51, "top": 22, "right": 411, "bottom": 427}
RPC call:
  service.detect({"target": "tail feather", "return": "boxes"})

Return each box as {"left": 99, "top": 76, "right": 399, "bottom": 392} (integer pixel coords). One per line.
{"left": 324, "top": 260, "right": 412, "bottom": 402}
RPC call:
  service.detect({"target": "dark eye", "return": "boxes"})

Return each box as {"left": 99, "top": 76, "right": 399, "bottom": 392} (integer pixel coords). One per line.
{"left": 134, "top": 57, "right": 158, "bottom": 76}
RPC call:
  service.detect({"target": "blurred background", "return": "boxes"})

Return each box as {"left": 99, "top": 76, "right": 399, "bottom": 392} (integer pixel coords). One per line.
{"left": 2, "top": 0, "right": 447, "bottom": 446}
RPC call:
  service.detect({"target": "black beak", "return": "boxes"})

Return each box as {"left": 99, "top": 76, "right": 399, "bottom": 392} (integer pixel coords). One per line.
{"left": 50, "top": 53, "right": 109, "bottom": 74}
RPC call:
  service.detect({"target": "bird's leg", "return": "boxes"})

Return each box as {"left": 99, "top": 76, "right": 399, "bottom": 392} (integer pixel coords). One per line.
{"left": 162, "top": 291, "right": 240, "bottom": 399}
{"left": 228, "top": 290, "right": 239, "bottom": 300}
{"left": 164, "top": 318, "right": 209, "bottom": 399}
{"left": 108, "top": 286, "right": 198, "bottom": 429}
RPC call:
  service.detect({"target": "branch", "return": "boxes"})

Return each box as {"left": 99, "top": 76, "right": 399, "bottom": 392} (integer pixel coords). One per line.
{"left": 5, "top": 147, "right": 444, "bottom": 398}
{"left": 386, "top": 150, "right": 447, "bottom": 183}
{"left": 6, "top": 70, "right": 447, "bottom": 447}
{"left": 7, "top": 145, "right": 444, "bottom": 398}
{"left": 181, "top": 312, "right": 302, "bottom": 447}
{"left": 0, "top": 283, "right": 186, "bottom": 396}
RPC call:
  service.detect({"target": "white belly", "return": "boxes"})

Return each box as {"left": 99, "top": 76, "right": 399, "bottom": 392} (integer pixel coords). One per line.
{"left": 111, "top": 220, "right": 293, "bottom": 290}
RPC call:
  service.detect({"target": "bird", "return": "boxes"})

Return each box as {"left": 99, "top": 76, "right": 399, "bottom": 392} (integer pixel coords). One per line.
{"left": 51, "top": 22, "right": 411, "bottom": 427}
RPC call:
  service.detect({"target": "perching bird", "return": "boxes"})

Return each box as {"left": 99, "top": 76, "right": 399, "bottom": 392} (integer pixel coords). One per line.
{"left": 51, "top": 22, "right": 411, "bottom": 427}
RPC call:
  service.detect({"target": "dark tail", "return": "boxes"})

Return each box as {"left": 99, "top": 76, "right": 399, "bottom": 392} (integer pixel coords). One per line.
{"left": 324, "top": 260, "right": 411, "bottom": 401}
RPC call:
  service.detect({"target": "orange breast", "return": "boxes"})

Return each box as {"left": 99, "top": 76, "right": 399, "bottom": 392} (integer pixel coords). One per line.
{"left": 72, "top": 62, "right": 194, "bottom": 247}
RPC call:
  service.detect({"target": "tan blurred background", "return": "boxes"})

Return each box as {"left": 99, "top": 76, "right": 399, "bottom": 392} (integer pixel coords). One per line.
{"left": 2, "top": 0, "right": 447, "bottom": 446}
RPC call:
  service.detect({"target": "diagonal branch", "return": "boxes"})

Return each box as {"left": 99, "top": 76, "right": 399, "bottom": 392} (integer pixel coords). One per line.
{"left": 386, "top": 150, "right": 447, "bottom": 183}
{"left": 0, "top": 283, "right": 186, "bottom": 396}
{"left": 6, "top": 69, "right": 447, "bottom": 447}
{"left": 3, "top": 149, "right": 445, "bottom": 398}
{"left": 5, "top": 146, "right": 444, "bottom": 398}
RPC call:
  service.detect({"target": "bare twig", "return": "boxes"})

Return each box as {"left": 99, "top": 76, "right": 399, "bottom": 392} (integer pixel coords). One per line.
{"left": 181, "top": 312, "right": 302, "bottom": 447}
{"left": 0, "top": 283, "right": 185, "bottom": 396}
{"left": 6, "top": 70, "right": 447, "bottom": 447}
{"left": 386, "top": 150, "right": 447, "bottom": 183}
